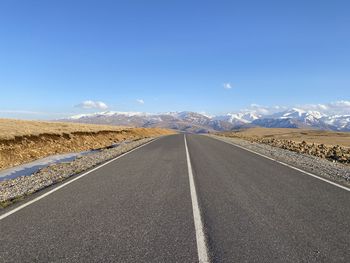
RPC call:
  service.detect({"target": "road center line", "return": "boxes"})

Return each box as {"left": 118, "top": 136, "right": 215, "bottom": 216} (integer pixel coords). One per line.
{"left": 184, "top": 135, "right": 210, "bottom": 263}
{"left": 0, "top": 138, "right": 160, "bottom": 221}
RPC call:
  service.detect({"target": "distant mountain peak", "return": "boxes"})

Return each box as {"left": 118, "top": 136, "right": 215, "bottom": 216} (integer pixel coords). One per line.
{"left": 62, "top": 109, "right": 350, "bottom": 133}
{"left": 69, "top": 111, "right": 150, "bottom": 120}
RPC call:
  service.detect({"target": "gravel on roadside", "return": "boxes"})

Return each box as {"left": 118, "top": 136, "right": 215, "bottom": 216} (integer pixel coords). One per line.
{"left": 210, "top": 135, "right": 350, "bottom": 187}
{"left": 0, "top": 137, "right": 155, "bottom": 207}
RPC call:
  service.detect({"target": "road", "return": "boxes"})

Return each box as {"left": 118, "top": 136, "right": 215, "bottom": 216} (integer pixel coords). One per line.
{"left": 1, "top": 134, "right": 349, "bottom": 262}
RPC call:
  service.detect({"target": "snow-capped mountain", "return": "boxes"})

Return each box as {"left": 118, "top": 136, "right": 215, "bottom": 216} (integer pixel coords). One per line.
{"left": 255, "top": 108, "right": 330, "bottom": 129}
{"left": 173, "top": 111, "right": 211, "bottom": 125}
{"left": 62, "top": 111, "right": 233, "bottom": 133}
{"left": 215, "top": 112, "right": 261, "bottom": 125}
{"left": 61, "top": 109, "right": 350, "bottom": 133}
{"left": 70, "top": 111, "right": 149, "bottom": 119}
{"left": 270, "top": 108, "right": 326, "bottom": 122}
{"left": 322, "top": 115, "right": 350, "bottom": 131}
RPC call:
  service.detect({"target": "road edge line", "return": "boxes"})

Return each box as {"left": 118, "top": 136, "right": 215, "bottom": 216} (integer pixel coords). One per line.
{"left": 0, "top": 137, "right": 161, "bottom": 221}
{"left": 184, "top": 135, "right": 210, "bottom": 263}
{"left": 210, "top": 135, "right": 350, "bottom": 192}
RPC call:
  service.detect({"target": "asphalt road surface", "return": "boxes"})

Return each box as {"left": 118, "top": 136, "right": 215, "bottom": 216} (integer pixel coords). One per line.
{"left": 1, "top": 134, "right": 349, "bottom": 262}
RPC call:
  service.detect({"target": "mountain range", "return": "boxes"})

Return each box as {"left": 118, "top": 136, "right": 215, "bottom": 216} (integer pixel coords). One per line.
{"left": 60, "top": 108, "right": 350, "bottom": 133}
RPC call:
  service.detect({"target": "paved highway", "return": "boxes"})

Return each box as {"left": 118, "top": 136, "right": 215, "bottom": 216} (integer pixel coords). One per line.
{"left": 1, "top": 134, "right": 349, "bottom": 262}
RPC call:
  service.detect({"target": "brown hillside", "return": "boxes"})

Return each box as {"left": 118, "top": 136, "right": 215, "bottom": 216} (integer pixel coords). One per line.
{"left": 0, "top": 118, "right": 175, "bottom": 170}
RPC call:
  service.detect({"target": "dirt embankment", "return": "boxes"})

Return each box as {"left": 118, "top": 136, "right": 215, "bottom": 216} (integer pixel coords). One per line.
{"left": 217, "top": 128, "right": 350, "bottom": 164}
{"left": 0, "top": 119, "right": 175, "bottom": 170}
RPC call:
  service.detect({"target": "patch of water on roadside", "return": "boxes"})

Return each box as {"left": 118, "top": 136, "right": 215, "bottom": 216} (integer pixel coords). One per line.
{"left": 0, "top": 150, "right": 98, "bottom": 182}
{"left": 0, "top": 141, "right": 132, "bottom": 182}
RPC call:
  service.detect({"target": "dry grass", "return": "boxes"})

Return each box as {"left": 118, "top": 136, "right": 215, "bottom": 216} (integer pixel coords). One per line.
{"left": 0, "top": 118, "right": 175, "bottom": 170}
{"left": 0, "top": 118, "right": 130, "bottom": 140}
{"left": 219, "top": 127, "right": 350, "bottom": 148}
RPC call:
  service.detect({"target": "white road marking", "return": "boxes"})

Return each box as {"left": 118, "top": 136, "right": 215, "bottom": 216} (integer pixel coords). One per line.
{"left": 0, "top": 138, "right": 160, "bottom": 221}
{"left": 184, "top": 135, "right": 210, "bottom": 263}
{"left": 212, "top": 136, "right": 350, "bottom": 192}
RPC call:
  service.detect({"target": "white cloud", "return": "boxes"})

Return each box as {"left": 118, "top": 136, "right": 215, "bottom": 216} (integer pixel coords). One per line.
{"left": 298, "top": 100, "right": 350, "bottom": 115}
{"left": 136, "top": 99, "right": 145, "bottom": 104}
{"left": 243, "top": 104, "right": 287, "bottom": 115}
{"left": 239, "top": 100, "right": 350, "bottom": 116}
{"left": 76, "top": 100, "right": 108, "bottom": 110}
{"left": 223, "top": 83, "right": 232, "bottom": 89}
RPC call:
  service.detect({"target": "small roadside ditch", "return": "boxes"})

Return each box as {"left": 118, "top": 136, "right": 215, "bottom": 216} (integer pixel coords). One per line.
{"left": 0, "top": 138, "right": 151, "bottom": 208}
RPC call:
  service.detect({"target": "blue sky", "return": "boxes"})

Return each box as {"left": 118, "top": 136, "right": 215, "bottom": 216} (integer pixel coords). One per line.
{"left": 0, "top": 0, "right": 349, "bottom": 119}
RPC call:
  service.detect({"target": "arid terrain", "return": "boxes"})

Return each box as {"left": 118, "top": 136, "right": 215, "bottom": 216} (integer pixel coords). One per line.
{"left": 0, "top": 118, "right": 175, "bottom": 170}
{"left": 217, "top": 127, "right": 350, "bottom": 163}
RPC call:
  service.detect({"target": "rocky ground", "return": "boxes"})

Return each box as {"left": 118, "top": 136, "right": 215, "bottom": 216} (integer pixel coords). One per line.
{"left": 232, "top": 136, "right": 350, "bottom": 164}
{"left": 0, "top": 138, "right": 154, "bottom": 207}
{"left": 211, "top": 135, "right": 350, "bottom": 187}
